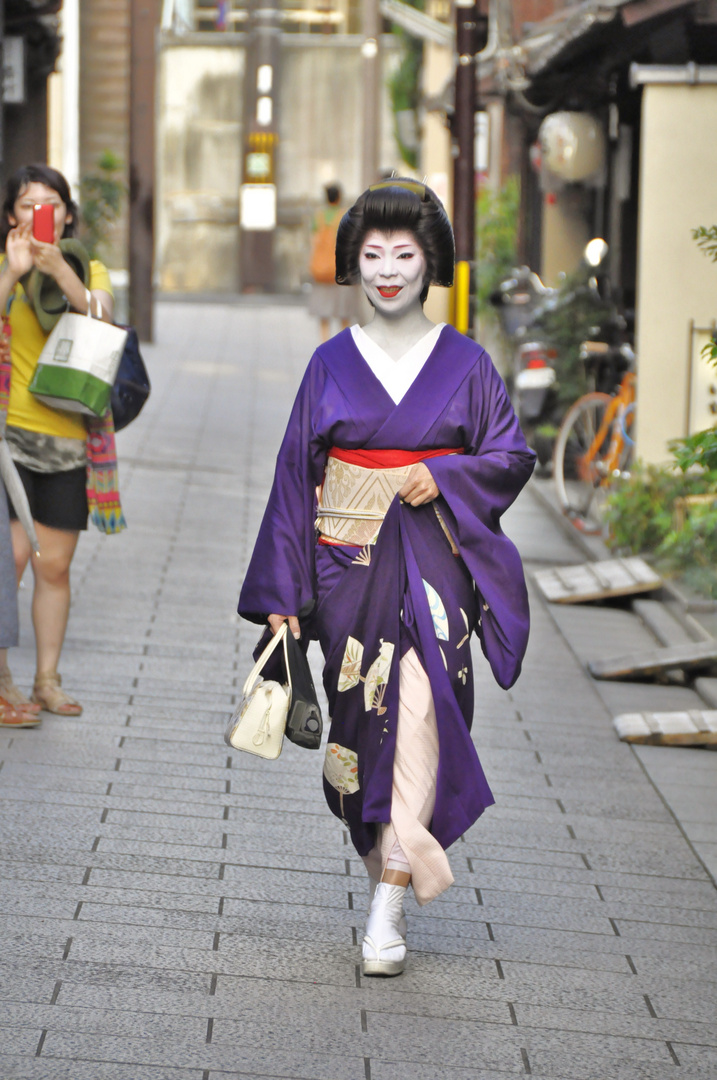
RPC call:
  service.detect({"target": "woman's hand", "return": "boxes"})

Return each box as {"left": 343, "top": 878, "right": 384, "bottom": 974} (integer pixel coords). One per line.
{"left": 29, "top": 236, "right": 68, "bottom": 280}
{"left": 268, "top": 613, "right": 301, "bottom": 639}
{"left": 4, "top": 224, "right": 34, "bottom": 281}
{"left": 399, "top": 462, "right": 439, "bottom": 506}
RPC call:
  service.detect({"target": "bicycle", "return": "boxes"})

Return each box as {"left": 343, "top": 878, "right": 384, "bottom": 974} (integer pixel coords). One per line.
{"left": 553, "top": 340, "right": 636, "bottom": 534}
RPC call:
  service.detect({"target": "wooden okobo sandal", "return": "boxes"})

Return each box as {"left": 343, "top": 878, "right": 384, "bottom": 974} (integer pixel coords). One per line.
{"left": 31, "top": 672, "right": 83, "bottom": 716}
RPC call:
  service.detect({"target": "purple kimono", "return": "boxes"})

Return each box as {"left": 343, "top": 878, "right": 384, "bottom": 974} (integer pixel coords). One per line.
{"left": 239, "top": 325, "right": 535, "bottom": 857}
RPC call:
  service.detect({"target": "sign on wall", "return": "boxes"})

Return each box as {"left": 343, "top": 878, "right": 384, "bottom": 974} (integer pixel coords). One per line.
{"left": 3, "top": 37, "right": 26, "bottom": 104}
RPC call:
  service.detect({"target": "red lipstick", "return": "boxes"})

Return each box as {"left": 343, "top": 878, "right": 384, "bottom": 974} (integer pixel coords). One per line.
{"left": 377, "top": 286, "right": 401, "bottom": 298}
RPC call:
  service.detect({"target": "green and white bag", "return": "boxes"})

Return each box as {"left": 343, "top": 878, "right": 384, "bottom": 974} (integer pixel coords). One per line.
{"left": 29, "top": 291, "right": 127, "bottom": 418}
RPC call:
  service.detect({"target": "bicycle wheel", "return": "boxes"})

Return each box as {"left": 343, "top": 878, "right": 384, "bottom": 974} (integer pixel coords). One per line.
{"left": 553, "top": 392, "right": 615, "bottom": 533}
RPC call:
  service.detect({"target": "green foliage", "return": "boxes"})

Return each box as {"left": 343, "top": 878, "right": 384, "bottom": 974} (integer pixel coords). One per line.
{"left": 534, "top": 269, "right": 613, "bottom": 410}
{"left": 603, "top": 464, "right": 702, "bottom": 552}
{"left": 475, "top": 176, "right": 520, "bottom": 314}
{"left": 656, "top": 502, "right": 717, "bottom": 599}
{"left": 692, "top": 224, "right": 717, "bottom": 262}
{"left": 387, "top": 6, "right": 424, "bottom": 170}
{"left": 669, "top": 429, "right": 717, "bottom": 473}
{"left": 603, "top": 462, "right": 717, "bottom": 598}
{"left": 79, "top": 150, "right": 126, "bottom": 261}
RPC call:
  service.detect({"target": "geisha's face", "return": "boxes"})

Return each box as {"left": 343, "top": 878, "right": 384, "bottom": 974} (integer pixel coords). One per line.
{"left": 358, "top": 229, "right": 427, "bottom": 317}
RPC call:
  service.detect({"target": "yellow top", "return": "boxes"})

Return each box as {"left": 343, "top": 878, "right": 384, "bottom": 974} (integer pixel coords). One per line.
{"left": 4, "top": 258, "right": 113, "bottom": 440}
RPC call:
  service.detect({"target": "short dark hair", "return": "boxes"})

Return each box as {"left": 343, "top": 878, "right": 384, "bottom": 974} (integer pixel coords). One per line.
{"left": 335, "top": 178, "right": 454, "bottom": 301}
{"left": 325, "top": 183, "right": 341, "bottom": 205}
{"left": 1, "top": 163, "right": 79, "bottom": 250}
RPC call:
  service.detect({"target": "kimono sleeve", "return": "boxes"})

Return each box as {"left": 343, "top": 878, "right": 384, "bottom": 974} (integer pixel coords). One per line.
{"left": 238, "top": 355, "right": 327, "bottom": 626}
{"left": 425, "top": 356, "right": 535, "bottom": 689}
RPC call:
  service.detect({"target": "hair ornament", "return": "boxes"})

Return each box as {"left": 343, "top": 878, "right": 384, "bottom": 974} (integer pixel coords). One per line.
{"left": 368, "top": 179, "right": 428, "bottom": 201}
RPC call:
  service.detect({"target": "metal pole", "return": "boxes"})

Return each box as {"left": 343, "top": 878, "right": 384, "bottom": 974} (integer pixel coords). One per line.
{"left": 239, "top": 0, "right": 281, "bottom": 291}
{"left": 361, "top": 0, "right": 381, "bottom": 189}
{"left": 453, "top": 0, "right": 478, "bottom": 335}
{"left": 129, "top": 0, "right": 160, "bottom": 341}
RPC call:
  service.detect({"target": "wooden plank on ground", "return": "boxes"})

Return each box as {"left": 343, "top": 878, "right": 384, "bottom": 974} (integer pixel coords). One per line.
{"left": 534, "top": 556, "right": 662, "bottom": 604}
{"left": 614, "top": 709, "right": 717, "bottom": 745}
{"left": 589, "top": 640, "right": 717, "bottom": 680}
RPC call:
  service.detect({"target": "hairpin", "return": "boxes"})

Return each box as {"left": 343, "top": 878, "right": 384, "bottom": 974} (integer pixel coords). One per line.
{"left": 368, "top": 179, "right": 428, "bottom": 199}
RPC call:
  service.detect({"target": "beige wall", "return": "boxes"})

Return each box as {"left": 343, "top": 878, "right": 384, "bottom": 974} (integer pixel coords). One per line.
{"left": 636, "top": 83, "right": 717, "bottom": 463}
{"left": 157, "top": 47, "right": 244, "bottom": 292}
{"left": 540, "top": 188, "right": 591, "bottom": 287}
{"left": 157, "top": 38, "right": 401, "bottom": 294}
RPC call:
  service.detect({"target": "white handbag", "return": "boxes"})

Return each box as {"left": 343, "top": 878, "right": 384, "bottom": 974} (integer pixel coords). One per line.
{"left": 29, "top": 290, "right": 128, "bottom": 418}
{"left": 224, "top": 623, "right": 292, "bottom": 759}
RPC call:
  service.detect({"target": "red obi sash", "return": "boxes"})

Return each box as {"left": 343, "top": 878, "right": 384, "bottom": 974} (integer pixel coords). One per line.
{"left": 328, "top": 446, "right": 463, "bottom": 469}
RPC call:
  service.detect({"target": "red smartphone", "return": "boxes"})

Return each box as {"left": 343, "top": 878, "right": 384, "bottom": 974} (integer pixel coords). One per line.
{"left": 32, "top": 204, "right": 55, "bottom": 243}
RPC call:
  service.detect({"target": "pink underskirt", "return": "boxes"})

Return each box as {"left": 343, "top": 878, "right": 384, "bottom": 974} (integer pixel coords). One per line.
{"left": 362, "top": 647, "right": 454, "bottom": 906}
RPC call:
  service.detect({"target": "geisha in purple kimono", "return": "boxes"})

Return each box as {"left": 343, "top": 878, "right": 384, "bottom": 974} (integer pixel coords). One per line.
{"left": 239, "top": 179, "right": 535, "bottom": 977}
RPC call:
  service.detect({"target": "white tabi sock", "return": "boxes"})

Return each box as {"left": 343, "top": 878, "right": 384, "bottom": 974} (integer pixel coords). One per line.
{"left": 362, "top": 882, "right": 408, "bottom": 970}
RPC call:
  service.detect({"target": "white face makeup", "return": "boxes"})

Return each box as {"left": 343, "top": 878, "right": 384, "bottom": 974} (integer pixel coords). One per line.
{"left": 358, "top": 229, "right": 428, "bottom": 317}
{"left": 10, "top": 181, "right": 72, "bottom": 243}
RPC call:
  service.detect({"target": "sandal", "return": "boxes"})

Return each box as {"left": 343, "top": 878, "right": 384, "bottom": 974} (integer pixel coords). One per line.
{"left": 0, "top": 668, "right": 41, "bottom": 714}
{"left": 0, "top": 695, "right": 42, "bottom": 728}
{"left": 31, "top": 672, "right": 83, "bottom": 716}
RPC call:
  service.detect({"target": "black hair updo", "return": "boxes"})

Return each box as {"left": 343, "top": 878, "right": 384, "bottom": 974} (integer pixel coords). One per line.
{"left": 335, "top": 178, "right": 454, "bottom": 303}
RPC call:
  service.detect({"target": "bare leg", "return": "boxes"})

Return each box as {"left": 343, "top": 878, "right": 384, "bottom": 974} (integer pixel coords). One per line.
{"left": 381, "top": 868, "right": 411, "bottom": 887}
{"left": 0, "top": 525, "right": 41, "bottom": 713}
{"left": 319, "top": 317, "right": 330, "bottom": 343}
{"left": 11, "top": 518, "right": 32, "bottom": 584}
{"left": 27, "top": 522, "right": 80, "bottom": 678}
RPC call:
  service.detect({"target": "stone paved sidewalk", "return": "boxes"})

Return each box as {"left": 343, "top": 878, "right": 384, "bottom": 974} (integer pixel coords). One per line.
{"left": 1, "top": 302, "right": 716, "bottom": 1079}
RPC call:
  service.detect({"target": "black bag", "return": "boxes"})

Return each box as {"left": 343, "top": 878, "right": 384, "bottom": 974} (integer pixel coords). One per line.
{"left": 284, "top": 632, "right": 323, "bottom": 750}
{"left": 111, "top": 327, "right": 151, "bottom": 431}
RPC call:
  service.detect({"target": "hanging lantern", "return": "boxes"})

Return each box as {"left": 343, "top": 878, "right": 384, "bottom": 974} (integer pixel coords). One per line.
{"left": 538, "top": 112, "right": 606, "bottom": 182}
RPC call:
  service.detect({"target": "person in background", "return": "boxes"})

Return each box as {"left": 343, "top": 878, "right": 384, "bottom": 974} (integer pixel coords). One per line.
{"left": 0, "top": 163, "right": 117, "bottom": 717}
{"left": 0, "top": 472, "right": 41, "bottom": 727}
{"left": 308, "top": 183, "right": 360, "bottom": 343}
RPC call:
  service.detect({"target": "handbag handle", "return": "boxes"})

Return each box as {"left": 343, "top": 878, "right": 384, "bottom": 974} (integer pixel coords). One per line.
{"left": 84, "top": 288, "right": 102, "bottom": 320}
{"left": 242, "top": 622, "right": 292, "bottom": 700}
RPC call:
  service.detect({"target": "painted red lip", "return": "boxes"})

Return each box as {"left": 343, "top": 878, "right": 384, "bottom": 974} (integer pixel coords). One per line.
{"left": 377, "top": 286, "right": 402, "bottom": 298}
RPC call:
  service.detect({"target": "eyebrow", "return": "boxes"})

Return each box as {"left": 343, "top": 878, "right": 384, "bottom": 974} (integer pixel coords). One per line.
{"left": 363, "top": 242, "right": 416, "bottom": 251}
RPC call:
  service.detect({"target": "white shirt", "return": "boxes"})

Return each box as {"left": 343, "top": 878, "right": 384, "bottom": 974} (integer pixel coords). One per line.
{"left": 351, "top": 322, "right": 446, "bottom": 405}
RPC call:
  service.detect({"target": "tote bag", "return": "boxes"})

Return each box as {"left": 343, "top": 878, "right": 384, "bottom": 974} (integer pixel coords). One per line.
{"left": 29, "top": 291, "right": 127, "bottom": 418}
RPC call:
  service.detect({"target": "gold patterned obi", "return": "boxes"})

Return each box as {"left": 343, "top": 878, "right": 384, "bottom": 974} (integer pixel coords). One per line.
{"left": 315, "top": 447, "right": 462, "bottom": 548}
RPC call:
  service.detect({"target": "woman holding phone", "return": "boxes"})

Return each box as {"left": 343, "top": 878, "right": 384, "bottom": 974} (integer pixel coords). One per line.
{"left": 0, "top": 163, "right": 114, "bottom": 716}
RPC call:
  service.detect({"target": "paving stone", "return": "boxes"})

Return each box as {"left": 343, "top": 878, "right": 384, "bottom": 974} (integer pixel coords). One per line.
{"left": 0, "top": 1057, "right": 207, "bottom": 1080}
{"left": 0, "top": 1025, "right": 44, "bottom": 1054}
{"left": 671, "top": 1041, "right": 717, "bottom": 1069}
{"left": 3, "top": 1001, "right": 208, "bottom": 1040}
{"left": 360, "top": 1013, "right": 523, "bottom": 1070}
{"left": 38, "top": 1031, "right": 370, "bottom": 1078}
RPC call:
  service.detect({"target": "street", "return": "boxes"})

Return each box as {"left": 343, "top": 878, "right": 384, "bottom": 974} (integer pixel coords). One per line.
{"left": 1, "top": 300, "right": 716, "bottom": 1079}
